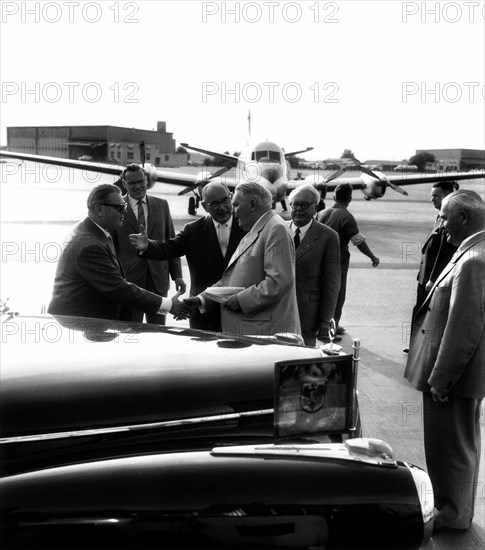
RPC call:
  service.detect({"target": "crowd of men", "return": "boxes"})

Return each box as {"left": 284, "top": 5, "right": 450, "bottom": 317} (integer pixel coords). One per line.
{"left": 47, "top": 164, "right": 485, "bottom": 533}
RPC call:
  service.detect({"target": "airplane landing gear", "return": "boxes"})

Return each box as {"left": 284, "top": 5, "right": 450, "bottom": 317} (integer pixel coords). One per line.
{"left": 188, "top": 195, "right": 201, "bottom": 216}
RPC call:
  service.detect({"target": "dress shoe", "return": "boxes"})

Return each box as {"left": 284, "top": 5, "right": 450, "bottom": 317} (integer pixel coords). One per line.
{"left": 402, "top": 348, "right": 409, "bottom": 353}
{"left": 336, "top": 325, "right": 346, "bottom": 335}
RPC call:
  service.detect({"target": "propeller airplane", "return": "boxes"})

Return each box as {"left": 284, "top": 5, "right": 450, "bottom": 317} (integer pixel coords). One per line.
{"left": 1, "top": 140, "right": 483, "bottom": 216}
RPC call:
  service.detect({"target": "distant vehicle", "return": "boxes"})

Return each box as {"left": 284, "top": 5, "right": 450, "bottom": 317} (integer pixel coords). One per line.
{"left": 394, "top": 164, "right": 418, "bottom": 172}
{"left": 0, "top": 311, "right": 434, "bottom": 549}
{"left": 77, "top": 154, "right": 93, "bottom": 161}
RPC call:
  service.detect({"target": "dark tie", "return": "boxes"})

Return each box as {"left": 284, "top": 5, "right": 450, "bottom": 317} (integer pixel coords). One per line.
{"left": 137, "top": 199, "right": 145, "bottom": 229}
{"left": 294, "top": 227, "right": 301, "bottom": 249}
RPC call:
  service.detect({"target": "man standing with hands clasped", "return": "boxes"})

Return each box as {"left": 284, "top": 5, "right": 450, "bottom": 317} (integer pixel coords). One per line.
{"left": 287, "top": 184, "right": 340, "bottom": 347}
{"left": 405, "top": 190, "right": 485, "bottom": 532}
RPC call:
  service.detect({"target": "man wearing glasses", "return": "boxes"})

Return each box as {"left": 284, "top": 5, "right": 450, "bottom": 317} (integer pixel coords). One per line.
{"left": 114, "top": 164, "right": 186, "bottom": 325}
{"left": 288, "top": 185, "right": 341, "bottom": 347}
{"left": 48, "top": 184, "right": 191, "bottom": 322}
{"left": 129, "top": 182, "right": 246, "bottom": 331}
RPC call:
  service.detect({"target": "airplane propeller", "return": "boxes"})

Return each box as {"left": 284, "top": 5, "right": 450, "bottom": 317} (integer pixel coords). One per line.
{"left": 177, "top": 164, "right": 233, "bottom": 196}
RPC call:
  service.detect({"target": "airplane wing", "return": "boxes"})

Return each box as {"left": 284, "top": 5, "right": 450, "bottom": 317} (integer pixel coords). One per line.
{"left": 288, "top": 170, "right": 485, "bottom": 197}
{"left": 0, "top": 150, "right": 199, "bottom": 187}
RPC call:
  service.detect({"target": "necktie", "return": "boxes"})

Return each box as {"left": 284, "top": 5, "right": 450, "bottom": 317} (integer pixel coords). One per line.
{"left": 294, "top": 227, "right": 301, "bottom": 249}
{"left": 107, "top": 236, "right": 122, "bottom": 272}
{"left": 137, "top": 199, "right": 146, "bottom": 229}
{"left": 218, "top": 223, "right": 229, "bottom": 256}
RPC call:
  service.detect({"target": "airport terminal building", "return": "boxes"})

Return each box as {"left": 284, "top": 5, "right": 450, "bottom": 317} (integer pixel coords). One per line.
{"left": 6, "top": 121, "right": 188, "bottom": 167}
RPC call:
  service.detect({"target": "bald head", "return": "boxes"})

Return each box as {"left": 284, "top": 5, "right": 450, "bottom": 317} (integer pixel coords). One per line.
{"left": 201, "top": 182, "right": 233, "bottom": 224}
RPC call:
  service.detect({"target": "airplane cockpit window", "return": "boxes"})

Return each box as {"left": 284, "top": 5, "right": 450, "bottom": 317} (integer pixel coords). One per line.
{"left": 255, "top": 150, "right": 270, "bottom": 162}
{"left": 269, "top": 150, "right": 281, "bottom": 162}
{"left": 255, "top": 149, "right": 282, "bottom": 162}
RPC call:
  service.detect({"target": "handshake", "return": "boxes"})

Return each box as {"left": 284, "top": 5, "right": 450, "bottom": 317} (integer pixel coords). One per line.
{"left": 170, "top": 295, "right": 202, "bottom": 321}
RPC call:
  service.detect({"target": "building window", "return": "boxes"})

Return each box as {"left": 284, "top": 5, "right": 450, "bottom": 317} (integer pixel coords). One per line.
{"left": 127, "top": 152, "right": 134, "bottom": 160}
{"left": 155, "top": 157, "right": 160, "bottom": 165}
{"left": 146, "top": 153, "right": 151, "bottom": 161}
{"left": 117, "top": 151, "right": 121, "bottom": 159}
{"left": 165, "top": 155, "right": 169, "bottom": 162}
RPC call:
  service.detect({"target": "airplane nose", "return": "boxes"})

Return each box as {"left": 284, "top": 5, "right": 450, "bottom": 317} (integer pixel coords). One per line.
{"left": 261, "top": 164, "right": 283, "bottom": 184}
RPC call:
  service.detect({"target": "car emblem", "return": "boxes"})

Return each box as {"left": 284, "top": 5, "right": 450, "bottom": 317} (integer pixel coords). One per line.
{"left": 300, "top": 382, "right": 326, "bottom": 413}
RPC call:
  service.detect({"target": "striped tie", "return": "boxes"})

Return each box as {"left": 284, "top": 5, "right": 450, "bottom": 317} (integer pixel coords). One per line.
{"left": 137, "top": 199, "right": 145, "bottom": 229}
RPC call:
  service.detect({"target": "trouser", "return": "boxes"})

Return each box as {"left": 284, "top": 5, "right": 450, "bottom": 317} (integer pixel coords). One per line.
{"left": 334, "top": 259, "right": 349, "bottom": 328}
{"left": 423, "top": 392, "right": 482, "bottom": 528}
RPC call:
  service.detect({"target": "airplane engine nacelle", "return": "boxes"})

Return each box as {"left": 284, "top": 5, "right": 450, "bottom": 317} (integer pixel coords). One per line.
{"left": 360, "top": 173, "right": 388, "bottom": 201}
{"left": 195, "top": 170, "right": 214, "bottom": 185}
{"left": 144, "top": 164, "right": 158, "bottom": 189}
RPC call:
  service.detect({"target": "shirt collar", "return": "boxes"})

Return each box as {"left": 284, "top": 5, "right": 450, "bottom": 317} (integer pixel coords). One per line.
{"left": 290, "top": 219, "right": 313, "bottom": 238}
{"left": 126, "top": 194, "right": 146, "bottom": 210}
{"left": 212, "top": 215, "right": 233, "bottom": 231}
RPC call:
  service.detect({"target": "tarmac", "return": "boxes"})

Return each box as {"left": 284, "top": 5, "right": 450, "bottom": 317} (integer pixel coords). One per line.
{"left": 1, "top": 162, "right": 484, "bottom": 549}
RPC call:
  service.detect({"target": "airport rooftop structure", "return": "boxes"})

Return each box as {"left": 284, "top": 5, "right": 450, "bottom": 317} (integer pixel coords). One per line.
{"left": 6, "top": 121, "right": 188, "bottom": 167}
{"left": 415, "top": 148, "right": 485, "bottom": 171}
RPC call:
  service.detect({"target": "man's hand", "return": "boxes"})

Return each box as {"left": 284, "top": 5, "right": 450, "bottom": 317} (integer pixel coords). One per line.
{"left": 223, "top": 294, "right": 241, "bottom": 312}
{"left": 170, "top": 297, "right": 194, "bottom": 320}
{"left": 430, "top": 386, "right": 449, "bottom": 403}
{"left": 175, "top": 278, "right": 186, "bottom": 294}
{"left": 129, "top": 225, "right": 148, "bottom": 252}
{"left": 183, "top": 297, "right": 201, "bottom": 310}
{"left": 371, "top": 256, "right": 380, "bottom": 267}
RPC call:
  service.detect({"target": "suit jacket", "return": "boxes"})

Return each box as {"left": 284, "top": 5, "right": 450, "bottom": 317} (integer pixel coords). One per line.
{"left": 405, "top": 231, "right": 485, "bottom": 398}
{"left": 48, "top": 218, "right": 161, "bottom": 320}
{"left": 417, "top": 216, "right": 457, "bottom": 287}
{"left": 289, "top": 220, "right": 341, "bottom": 333}
{"left": 114, "top": 195, "right": 182, "bottom": 296}
{"left": 143, "top": 215, "right": 246, "bottom": 331}
{"left": 205, "top": 210, "right": 301, "bottom": 338}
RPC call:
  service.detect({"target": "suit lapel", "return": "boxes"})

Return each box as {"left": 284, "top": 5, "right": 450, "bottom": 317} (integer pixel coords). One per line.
{"left": 226, "top": 212, "right": 272, "bottom": 270}
{"left": 123, "top": 195, "right": 142, "bottom": 233}
{"left": 296, "top": 220, "right": 317, "bottom": 260}
{"left": 418, "top": 233, "right": 485, "bottom": 314}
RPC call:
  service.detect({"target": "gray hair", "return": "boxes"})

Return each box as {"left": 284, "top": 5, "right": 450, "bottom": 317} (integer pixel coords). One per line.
{"left": 289, "top": 184, "right": 320, "bottom": 204}
{"left": 87, "top": 184, "right": 121, "bottom": 210}
{"left": 442, "top": 189, "right": 485, "bottom": 223}
{"left": 235, "top": 182, "right": 273, "bottom": 209}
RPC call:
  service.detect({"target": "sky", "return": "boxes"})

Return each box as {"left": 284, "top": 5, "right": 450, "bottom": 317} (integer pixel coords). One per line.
{"left": 1, "top": 0, "right": 484, "bottom": 161}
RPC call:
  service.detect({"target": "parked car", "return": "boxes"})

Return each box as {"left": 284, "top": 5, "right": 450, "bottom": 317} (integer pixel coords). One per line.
{"left": 0, "top": 311, "right": 433, "bottom": 549}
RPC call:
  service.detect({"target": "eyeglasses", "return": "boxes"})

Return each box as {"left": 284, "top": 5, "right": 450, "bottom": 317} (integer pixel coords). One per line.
{"left": 290, "top": 201, "right": 315, "bottom": 211}
{"left": 124, "top": 178, "right": 146, "bottom": 186}
{"left": 97, "top": 203, "right": 127, "bottom": 213}
{"left": 203, "top": 195, "right": 232, "bottom": 209}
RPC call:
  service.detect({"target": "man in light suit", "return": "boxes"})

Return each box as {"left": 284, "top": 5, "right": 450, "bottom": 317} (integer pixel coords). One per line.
{"left": 48, "top": 184, "right": 190, "bottom": 322}
{"left": 186, "top": 182, "right": 301, "bottom": 339}
{"left": 114, "top": 164, "right": 186, "bottom": 324}
{"left": 288, "top": 184, "right": 340, "bottom": 347}
{"left": 128, "top": 182, "right": 246, "bottom": 331}
{"left": 405, "top": 190, "right": 485, "bottom": 531}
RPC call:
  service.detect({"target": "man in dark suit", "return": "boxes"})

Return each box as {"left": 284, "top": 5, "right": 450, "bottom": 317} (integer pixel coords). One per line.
{"left": 48, "top": 184, "right": 190, "bottom": 321}
{"left": 129, "top": 182, "right": 246, "bottom": 331}
{"left": 287, "top": 184, "right": 340, "bottom": 347}
{"left": 405, "top": 190, "right": 485, "bottom": 531}
{"left": 404, "top": 181, "right": 457, "bottom": 351}
{"left": 114, "top": 164, "right": 186, "bottom": 324}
